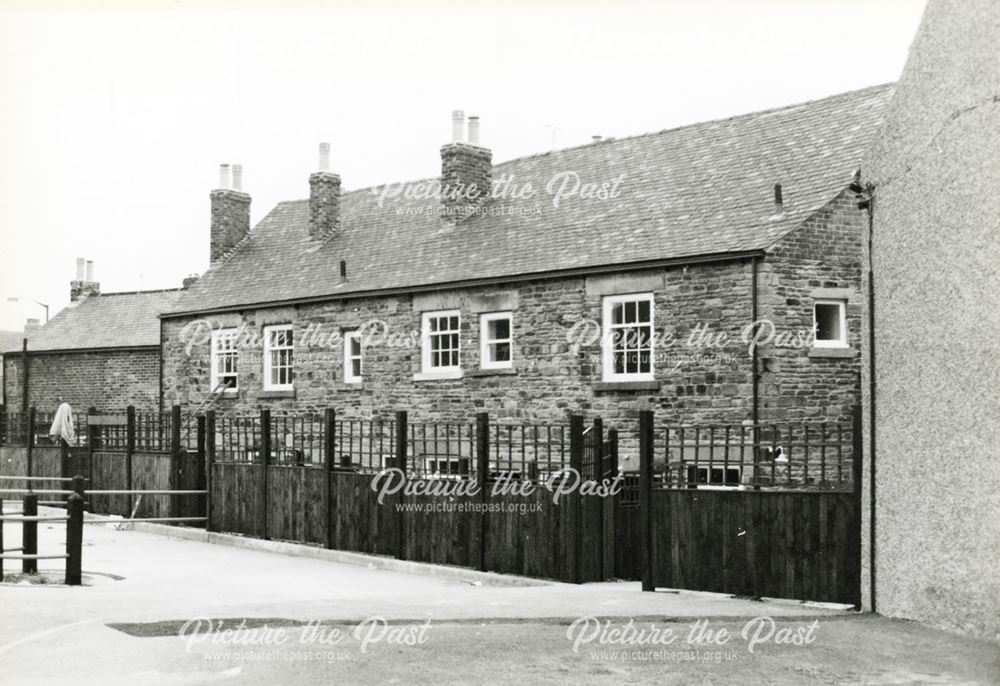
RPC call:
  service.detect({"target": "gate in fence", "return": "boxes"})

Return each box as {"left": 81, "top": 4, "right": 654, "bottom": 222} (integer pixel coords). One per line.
{"left": 625, "top": 406, "right": 863, "bottom": 605}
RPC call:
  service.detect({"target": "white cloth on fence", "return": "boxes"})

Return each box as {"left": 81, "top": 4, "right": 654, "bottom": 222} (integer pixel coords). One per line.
{"left": 49, "top": 402, "right": 76, "bottom": 444}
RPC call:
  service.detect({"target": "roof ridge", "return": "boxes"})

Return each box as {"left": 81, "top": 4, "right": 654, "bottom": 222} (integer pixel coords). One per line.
{"left": 279, "top": 83, "right": 895, "bottom": 201}
{"left": 94, "top": 288, "right": 185, "bottom": 297}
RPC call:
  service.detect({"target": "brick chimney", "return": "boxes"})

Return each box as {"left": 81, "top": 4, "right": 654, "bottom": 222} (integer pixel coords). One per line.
{"left": 210, "top": 163, "right": 251, "bottom": 263}
{"left": 440, "top": 110, "right": 492, "bottom": 220}
{"left": 70, "top": 257, "right": 101, "bottom": 302}
{"left": 309, "top": 143, "right": 341, "bottom": 240}
{"left": 24, "top": 318, "right": 41, "bottom": 336}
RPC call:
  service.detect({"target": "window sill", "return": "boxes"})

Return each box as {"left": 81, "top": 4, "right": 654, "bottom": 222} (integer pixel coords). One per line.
{"left": 259, "top": 389, "right": 296, "bottom": 399}
{"left": 342, "top": 381, "right": 364, "bottom": 389}
{"left": 808, "top": 347, "right": 855, "bottom": 359}
{"left": 413, "top": 369, "right": 464, "bottom": 381}
{"left": 467, "top": 367, "right": 517, "bottom": 378}
{"left": 593, "top": 380, "right": 661, "bottom": 392}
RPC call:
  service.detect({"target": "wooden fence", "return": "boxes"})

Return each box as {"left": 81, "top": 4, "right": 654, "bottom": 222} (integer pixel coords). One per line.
{"left": 206, "top": 410, "right": 617, "bottom": 584}
{"left": 0, "top": 402, "right": 863, "bottom": 602}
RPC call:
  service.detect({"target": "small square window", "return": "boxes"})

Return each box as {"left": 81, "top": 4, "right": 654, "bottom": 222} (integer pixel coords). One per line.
{"left": 420, "top": 310, "right": 462, "bottom": 376}
{"left": 480, "top": 312, "right": 513, "bottom": 370}
{"left": 813, "top": 300, "right": 847, "bottom": 348}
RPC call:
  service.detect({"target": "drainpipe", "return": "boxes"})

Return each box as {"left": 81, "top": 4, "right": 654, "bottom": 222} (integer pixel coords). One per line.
{"left": 863, "top": 190, "right": 877, "bottom": 613}
{"left": 751, "top": 257, "right": 759, "bottom": 427}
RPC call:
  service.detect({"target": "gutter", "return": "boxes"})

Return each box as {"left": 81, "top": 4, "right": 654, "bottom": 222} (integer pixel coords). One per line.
{"left": 13, "top": 345, "right": 160, "bottom": 356}
{"left": 159, "top": 249, "right": 767, "bottom": 319}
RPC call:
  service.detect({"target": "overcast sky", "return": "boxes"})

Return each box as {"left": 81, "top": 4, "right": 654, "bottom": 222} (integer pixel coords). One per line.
{"left": 0, "top": 0, "right": 926, "bottom": 332}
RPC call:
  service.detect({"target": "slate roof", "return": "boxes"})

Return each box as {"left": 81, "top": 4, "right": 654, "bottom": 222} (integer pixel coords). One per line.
{"left": 12, "top": 290, "right": 184, "bottom": 353}
{"left": 0, "top": 330, "right": 24, "bottom": 356}
{"left": 167, "top": 84, "right": 893, "bottom": 317}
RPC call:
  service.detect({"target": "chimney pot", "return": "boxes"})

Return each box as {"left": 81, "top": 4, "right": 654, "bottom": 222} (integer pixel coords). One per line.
{"left": 592, "top": 135, "right": 603, "bottom": 143}
{"left": 318, "top": 142, "right": 331, "bottom": 172}
{"left": 85, "top": 260, "right": 94, "bottom": 282}
{"left": 468, "top": 116, "right": 480, "bottom": 145}
{"left": 218, "top": 164, "right": 231, "bottom": 190}
{"left": 75, "top": 257, "right": 85, "bottom": 281}
{"left": 451, "top": 110, "right": 466, "bottom": 143}
{"left": 232, "top": 164, "right": 243, "bottom": 191}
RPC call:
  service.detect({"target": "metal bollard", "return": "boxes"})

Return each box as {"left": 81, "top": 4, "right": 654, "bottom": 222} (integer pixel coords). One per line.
{"left": 65, "top": 493, "right": 83, "bottom": 586}
{"left": 22, "top": 493, "right": 38, "bottom": 574}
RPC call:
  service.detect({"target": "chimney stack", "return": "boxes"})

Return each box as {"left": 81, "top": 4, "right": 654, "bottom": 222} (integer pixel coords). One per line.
{"left": 70, "top": 257, "right": 100, "bottom": 302}
{"left": 210, "top": 163, "right": 251, "bottom": 263}
{"left": 440, "top": 110, "right": 492, "bottom": 221}
{"left": 24, "top": 318, "right": 41, "bottom": 335}
{"left": 309, "top": 142, "right": 341, "bottom": 241}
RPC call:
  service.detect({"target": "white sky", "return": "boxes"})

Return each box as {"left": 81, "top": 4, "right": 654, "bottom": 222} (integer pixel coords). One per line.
{"left": 0, "top": 0, "right": 926, "bottom": 331}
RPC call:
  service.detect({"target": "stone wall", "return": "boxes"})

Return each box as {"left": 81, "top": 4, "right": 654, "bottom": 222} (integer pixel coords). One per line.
{"left": 162, "top": 201, "right": 863, "bottom": 471}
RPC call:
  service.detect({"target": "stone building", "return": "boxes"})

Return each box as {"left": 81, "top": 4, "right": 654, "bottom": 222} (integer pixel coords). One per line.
{"left": 2, "top": 259, "right": 183, "bottom": 413}
{"left": 860, "top": 0, "right": 999, "bottom": 639}
{"left": 161, "top": 86, "right": 891, "bottom": 470}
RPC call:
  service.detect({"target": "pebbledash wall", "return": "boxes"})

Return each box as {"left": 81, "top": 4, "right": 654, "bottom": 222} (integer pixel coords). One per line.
{"left": 3, "top": 348, "right": 161, "bottom": 412}
{"left": 161, "top": 191, "right": 863, "bottom": 469}
{"left": 860, "top": 0, "right": 1000, "bottom": 639}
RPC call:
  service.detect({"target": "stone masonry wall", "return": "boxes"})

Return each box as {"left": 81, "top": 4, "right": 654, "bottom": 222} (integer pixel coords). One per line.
{"left": 162, "top": 198, "right": 863, "bottom": 471}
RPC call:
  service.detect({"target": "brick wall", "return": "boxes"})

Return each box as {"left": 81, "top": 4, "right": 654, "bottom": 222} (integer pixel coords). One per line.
{"left": 162, "top": 197, "right": 863, "bottom": 470}
{"left": 2, "top": 348, "right": 160, "bottom": 413}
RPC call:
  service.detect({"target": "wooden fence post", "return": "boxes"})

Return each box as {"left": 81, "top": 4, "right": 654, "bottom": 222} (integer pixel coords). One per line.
{"left": 476, "top": 412, "right": 489, "bottom": 572}
{"left": 0, "top": 403, "right": 5, "bottom": 447}
{"left": 324, "top": 408, "right": 336, "bottom": 550}
{"left": 196, "top": 414, "right": 208, "bottom": 530}
{"left": 86, "top": 407, "right": 97, "bottom": 512}
{"left": 569, "top": 414, "right": 584, "bottom": 584}
{"left": 205, "top": 410, "right": 216, "bottom": 532}
{"left": 394, "top": 410, "right": 407, "bottom": 561}
{"left": 26, "top": 406, "right": 35, "bottom": 481}
{"left": 605, "top": 427, "right": 619, "bottom": 579}
{"left": 125, "top": 406, "right": 135, "bottom": 500}
{"left": 851, "top": 404, "right": 863, "bottom": 610}
{"left": 593, "top": 417, "right": 604, "bottom": 580}
{"left": 170, "top": 405, "right": 182, "bottom": 520}
{"left": 0, "top": 502, "right": 4, "bottom": 582}
{"left": 22, "top": 492, "right": 37, "bottom": 574}
{"left": 259, "top": 409, "right": 271, "bottom": 540}
{"left": 66, "top": 491, "right": 83, "bottom": 586}
{"left": 639, "top": 410, "right": 655, "bottom": 592}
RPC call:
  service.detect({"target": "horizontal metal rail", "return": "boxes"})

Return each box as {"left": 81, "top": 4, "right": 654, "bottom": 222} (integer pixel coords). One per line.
{"left": 0, "top": 489, "right": 75, "bottom": 495}
{"left": 2, "top": 547, "right": 23, "bottom": 553}
{"left": 0, "top": 515, "right": 70, "bottom": 523}
{"left": 84, "top": 490, "right": 207, "bottom": 496}
{"left": 0, "top": 553, "right": 69, "bottom": 560}
{"left": 0, "top": 476, "right": 88, "bottom": 483}
{"left": 83, "top": 516, "right": 207, "bottom": 524}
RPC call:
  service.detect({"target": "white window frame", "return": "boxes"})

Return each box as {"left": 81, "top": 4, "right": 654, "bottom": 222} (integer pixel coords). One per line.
{"left": 210, "top": 328, "right": 239, "bottom": 393}
{"left": 417, "top": 310, "right": 463, "bottom": 379}
{"left": 262, "top": 324, "right": 294, "bottom": 391}
{"left": 812, "top": 300, "right": 848, "bottom": 348}
{"left": 688, "top": 464, "right": 743, "bottom": 490}
{"left": 479, "top": 311, "right": 513, "bottom": 370}
{"left": 344, "top": 330, "right": 364, "bottom": 384}
{"left": 601, "top": 293, "right": 655, "bottom": 382}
